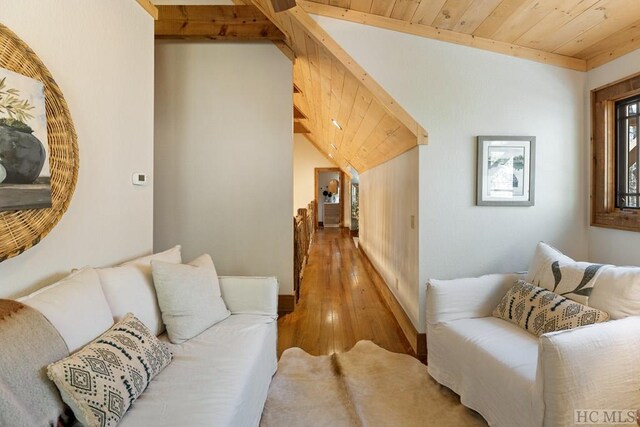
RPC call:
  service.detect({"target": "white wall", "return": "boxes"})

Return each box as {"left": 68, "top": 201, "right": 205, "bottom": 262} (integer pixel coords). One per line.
{"left": 293, "top": 134, "right": 334, "bottom": 215}
{"left": 314, "top": 15, "right": 588, "bottom": 331}
{"left": 0, "top": 1, "right": 154, "bottom": 298}
{"left": 154, "top": 40, "right": 294, "bottom": 295}
{"left": 360, "top": 147, "right": 419, "bottom": 328}
{"left": 586, "top": 50, "right": 640, "bottom": 266}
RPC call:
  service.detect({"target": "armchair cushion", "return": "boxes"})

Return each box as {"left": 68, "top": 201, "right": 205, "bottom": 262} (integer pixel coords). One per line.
{"left": 427, "top": 317, "right": 541, "bottom": 427}
{"left": 540, "top": 316, "right": 640, "bottom": 426}
{"left": 426, "top": 273, "right": 523, "bottom": 325}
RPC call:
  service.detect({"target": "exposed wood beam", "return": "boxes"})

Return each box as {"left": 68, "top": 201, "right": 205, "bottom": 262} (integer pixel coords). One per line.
{"left": 271, "top": 0, "right": 297, "bottom": 13}
{"left": 249, "top": 0, "right": 292, "bottom": 39}
{"left": 136, "top": 0, "right": 159, "bottom": 20}
{"left": 294, "top": 121, "right": 311, "bottom": 133}
{"left": 273, "top": 40, "right": 296, "bottom": 61}
{"left": 294, "top": 105, "right": 307, "bottom": 119}
{"left": 287, "top": 4, "right": 429, "bottom": 143}
{"left": 155, "top": 5, "right": 285, "bottom": 40}
{"left": 230, "top": 0, "right": 296, "bottom": 59}
{"left": 298, "top": 1, "right": 587, "bottom": 72}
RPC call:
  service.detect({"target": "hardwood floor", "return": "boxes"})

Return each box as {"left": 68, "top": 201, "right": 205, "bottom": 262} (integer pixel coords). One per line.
{"left": 278, "top": 227, "right": 413, "bottom": 358}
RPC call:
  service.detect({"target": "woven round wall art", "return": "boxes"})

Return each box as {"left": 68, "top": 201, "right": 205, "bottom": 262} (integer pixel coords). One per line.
{"left": 0, "top": 23, "right": 79, "bottom": 262}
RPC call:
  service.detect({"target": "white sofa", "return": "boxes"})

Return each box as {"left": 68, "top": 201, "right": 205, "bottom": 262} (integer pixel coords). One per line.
{"left": 120, "top": 276, "right": 278, "bottom": 427}
{"left": 427, "top": 272, "right": 640, "bottom": 427}
{"left": 11, "top": 248, "right": 278, "bottom": 427}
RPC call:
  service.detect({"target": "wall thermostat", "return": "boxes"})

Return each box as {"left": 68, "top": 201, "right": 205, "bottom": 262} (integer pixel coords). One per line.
{"left": 132, "top": 173, "right": 149, "bottom": 186}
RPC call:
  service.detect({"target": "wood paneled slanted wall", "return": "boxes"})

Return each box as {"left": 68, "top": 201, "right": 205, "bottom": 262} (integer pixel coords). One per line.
{"left": 251, "top": 0, "right": 427, "bottom": 174}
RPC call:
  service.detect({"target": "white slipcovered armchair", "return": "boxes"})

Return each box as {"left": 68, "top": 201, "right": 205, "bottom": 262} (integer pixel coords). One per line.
{"left": 426, "top": 273, "right": 640, "bottom": 427}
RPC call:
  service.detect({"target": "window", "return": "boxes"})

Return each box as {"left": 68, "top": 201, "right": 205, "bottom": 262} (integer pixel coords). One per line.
{"left": 616, "top": 96, "right": 640, "bottom": 209}
{"left": 592, "top": 72, "right": 640, "bottom": 231}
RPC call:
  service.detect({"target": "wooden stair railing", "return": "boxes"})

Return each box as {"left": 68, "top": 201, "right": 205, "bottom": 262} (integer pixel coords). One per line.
{"left": 293, "top": 202, "right": 315, "bottom": 302}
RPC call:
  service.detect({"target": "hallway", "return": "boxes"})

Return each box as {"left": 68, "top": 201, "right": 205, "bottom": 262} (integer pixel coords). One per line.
{"left": 278, "top": 227, "right": 413, "bottom": 358}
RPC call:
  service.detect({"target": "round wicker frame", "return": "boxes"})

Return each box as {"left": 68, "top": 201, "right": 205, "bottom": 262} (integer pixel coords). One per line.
{"left": 0, "top": 23, "right": 79, "bottom": 262}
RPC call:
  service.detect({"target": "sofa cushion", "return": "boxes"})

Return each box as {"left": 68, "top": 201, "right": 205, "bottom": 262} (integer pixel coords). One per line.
{"left": 151, "top": 254, "right": 230, "bottom": 344}
{"left": 47, "top": 314, "right": 172, "bottom": 427}
{"left": 97, "top": 245, "right": 182, "bottom": 336}
{"left": 493, "top": 280, "right": 609, "bottom": 336}
{"left": 526, "top": 242, "right": 608, "bottom": 305}
{"left": 19, "top": 268, "right": 114, "bottom": 353}
{"left": 590, "top": 266, "right": 640, "bottom": 319}
{"left": 427, "top": 317, "right": 541, "bottom": 427}
{"left": 118, "top": 314, "right": 277, "bottom": 427}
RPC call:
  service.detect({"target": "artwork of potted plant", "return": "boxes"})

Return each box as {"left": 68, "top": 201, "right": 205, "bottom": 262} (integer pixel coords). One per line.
{"left": 0, "top": 66, "right": 51, "bottom": 212}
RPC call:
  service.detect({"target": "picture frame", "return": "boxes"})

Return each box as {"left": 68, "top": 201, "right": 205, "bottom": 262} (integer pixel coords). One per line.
{"left": 476, "top": 136, "right": 535, "bottom": 206}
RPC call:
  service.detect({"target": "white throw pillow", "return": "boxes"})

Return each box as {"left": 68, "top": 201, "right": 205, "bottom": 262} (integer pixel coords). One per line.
{"left": 122, "top": 245, "right": 182, "bottom": 268}
{"left": 96, "top": 245, "right": 182, "bottom": 336}
{"left": 526, "top": 242, "right": 609, "bottom": 305}
{"left": 590, "top": 266, "right": 640, "bottom": 319}
{"left": 151, "top": 254, "right": 230, "bottom": 344}
{"left": 19, "top": 268, "right": 114, "bottom": 353}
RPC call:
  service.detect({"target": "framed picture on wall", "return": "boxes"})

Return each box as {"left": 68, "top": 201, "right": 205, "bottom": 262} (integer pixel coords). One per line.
{"left": 477, "top": 136, "right": 535, "bottom": 206}
{"left": 0, "top": 66, "right": 51, "bottom": 212}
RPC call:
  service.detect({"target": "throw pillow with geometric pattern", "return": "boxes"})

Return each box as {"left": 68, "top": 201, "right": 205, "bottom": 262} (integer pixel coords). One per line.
{"left": 493, "top": 280, "right": 610, "bottom": 337}
{"left": 47, "top": 313, "right": 172, "bottom": 427}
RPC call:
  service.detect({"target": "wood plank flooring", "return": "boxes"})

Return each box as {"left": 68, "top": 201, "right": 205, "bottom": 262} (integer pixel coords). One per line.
{"left": 278, "top": 227, "right": 413, "bottom": 358}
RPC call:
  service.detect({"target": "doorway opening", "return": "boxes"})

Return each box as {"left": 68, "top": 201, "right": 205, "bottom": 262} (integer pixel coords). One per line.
{"left": 315, "top": 168, "right": 344, "bottom": 228}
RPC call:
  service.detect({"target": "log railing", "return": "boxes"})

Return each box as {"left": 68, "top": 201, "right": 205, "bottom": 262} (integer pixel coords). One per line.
{"left": 294, "top": 201, "right": 315, "bottom": 302}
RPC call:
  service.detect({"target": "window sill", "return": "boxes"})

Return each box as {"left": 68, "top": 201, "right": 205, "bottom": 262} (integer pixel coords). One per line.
{"left": 592, "top": 210, "right": 640, "bottom": 232}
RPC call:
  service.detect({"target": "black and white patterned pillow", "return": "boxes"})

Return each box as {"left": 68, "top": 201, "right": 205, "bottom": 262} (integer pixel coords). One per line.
{"left": 493, "top": 280, "right": 610, "bottom": 336}
{"left": 526, "top": 242, "right": 610, "bottom": 305}
{"left": 47, "top": 313, "right": 172, "bottom": 427}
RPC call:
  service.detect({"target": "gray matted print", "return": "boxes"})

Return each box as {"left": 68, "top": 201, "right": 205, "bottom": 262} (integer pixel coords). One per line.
{"left": 477, "top": 136, "right": 535, "bottom": 206}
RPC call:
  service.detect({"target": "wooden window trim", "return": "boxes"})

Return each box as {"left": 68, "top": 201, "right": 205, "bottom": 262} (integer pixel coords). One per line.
{"left": 592, "top": 72, "right": 640, "bottom": 232}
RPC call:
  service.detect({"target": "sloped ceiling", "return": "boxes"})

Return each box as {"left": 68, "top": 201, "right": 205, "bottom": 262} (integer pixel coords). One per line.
{"left": 300, "top": 0, "right": 640, "bottom": 70}
{"left": 150, "top": 0, "right": 640, "bottom": 174}
{"left": 252, "top": 1, "right": 427, "bottom": 174}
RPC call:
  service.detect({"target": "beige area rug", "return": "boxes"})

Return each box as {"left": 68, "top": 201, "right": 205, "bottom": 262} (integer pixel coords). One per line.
{"left": 261, "top": 340, "right": 487, "bottom": 427}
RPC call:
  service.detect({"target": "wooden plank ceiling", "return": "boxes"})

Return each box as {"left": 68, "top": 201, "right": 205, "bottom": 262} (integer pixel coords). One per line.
{"left": 250, "top": 0, "right": 426, "bottom": 173}
{"left": 154, "top": 2, "right": 424, "bottom": 173}
{"left": 300, "top": 0, "right": 640, "bottom": 71}
{"left": 151, "top": 0, "right": 640, "bottom": 173}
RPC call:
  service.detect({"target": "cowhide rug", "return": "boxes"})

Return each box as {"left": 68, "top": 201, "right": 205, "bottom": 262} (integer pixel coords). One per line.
{"left": 260, "top": 340, "right": 487, "bottom": 427}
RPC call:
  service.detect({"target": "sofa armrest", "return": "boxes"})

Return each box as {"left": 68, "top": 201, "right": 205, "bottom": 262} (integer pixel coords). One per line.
{"left": 218, "top": 276, "right": 278, "bottom": 318}
{"left": 426, "top": 273, "right": 523, "bottom": 325}
{"left": 540, "top": 316, "right": 640, "bottom": 426}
